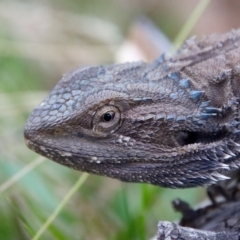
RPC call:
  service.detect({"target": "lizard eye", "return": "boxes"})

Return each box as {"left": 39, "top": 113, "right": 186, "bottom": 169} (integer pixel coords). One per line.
{"left": 92, "top": 105, "right": 121, "bottom": 136}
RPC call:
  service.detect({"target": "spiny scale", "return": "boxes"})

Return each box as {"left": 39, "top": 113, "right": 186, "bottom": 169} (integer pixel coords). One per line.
{"left": 25, "top": 29, "right": 240, "bottom": 189}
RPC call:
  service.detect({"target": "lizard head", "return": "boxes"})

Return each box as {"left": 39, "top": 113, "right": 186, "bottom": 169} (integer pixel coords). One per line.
{"left": 25, "top": 30, "right": 240, "bottom": 188}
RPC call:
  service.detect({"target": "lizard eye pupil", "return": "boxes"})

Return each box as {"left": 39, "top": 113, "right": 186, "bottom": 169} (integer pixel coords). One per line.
{"left": 103, "top": 112, "right": 115, "bottom": 122}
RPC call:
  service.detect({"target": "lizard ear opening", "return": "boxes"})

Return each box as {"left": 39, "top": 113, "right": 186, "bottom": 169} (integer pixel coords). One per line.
{"left": 175, "top": 131, "right": 198, "bottom": 146}
{"left": 175, "top": 129, "right": 229, "bottom": 146}
{"left": 92, "top": 105, "right": 122, "bottom": 137}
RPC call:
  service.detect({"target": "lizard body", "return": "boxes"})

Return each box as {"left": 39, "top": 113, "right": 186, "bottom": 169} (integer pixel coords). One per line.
{"left": 24, "top": 28, "right": 240, "bottom": 239}
{"left": 24, "top": 29, "right": 240, "bottom": 189}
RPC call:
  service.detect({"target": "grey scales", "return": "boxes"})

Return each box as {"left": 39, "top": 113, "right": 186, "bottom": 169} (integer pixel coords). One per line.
{"left": 25, "top": 29, "right": 240, "bottom": 188}
{"left": 24, "top": 29, "right": 240, "bottom": 239}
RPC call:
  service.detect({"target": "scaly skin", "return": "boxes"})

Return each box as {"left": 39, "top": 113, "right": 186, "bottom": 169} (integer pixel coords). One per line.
{"left": 24, "top": 28, "right": 240, "bottom": 239}
{"left": 24, "top": 29, "right": 240, "bottom": 188}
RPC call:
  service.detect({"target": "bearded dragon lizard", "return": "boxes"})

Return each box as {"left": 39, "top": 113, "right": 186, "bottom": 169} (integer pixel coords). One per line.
{"left": 24, "top": 29, "right": 240, "bottom": 239}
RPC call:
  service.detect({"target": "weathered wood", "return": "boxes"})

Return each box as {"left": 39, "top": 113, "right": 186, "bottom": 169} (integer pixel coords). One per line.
{"left": 157, "top": 169, "right": 240, "bottom": 239}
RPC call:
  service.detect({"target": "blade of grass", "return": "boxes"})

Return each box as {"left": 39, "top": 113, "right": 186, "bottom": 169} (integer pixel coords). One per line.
{"left": 0, "top": 156, "right": 46, "bottom": 195}
{"left": 32, "top": 172, "right": 89, "bottom": 240}
{"left": 172, "top": 0, "right": 212, "bottom": 50}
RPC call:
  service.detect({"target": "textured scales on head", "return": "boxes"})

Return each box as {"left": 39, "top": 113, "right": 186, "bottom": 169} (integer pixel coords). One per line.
{"left": 25, "top": 29, "right": 240, "bottom": 188}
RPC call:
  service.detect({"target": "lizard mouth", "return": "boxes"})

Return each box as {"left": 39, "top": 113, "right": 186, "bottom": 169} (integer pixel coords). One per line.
{"left": 175, "top": 128, "right": 228, "bottom": 146}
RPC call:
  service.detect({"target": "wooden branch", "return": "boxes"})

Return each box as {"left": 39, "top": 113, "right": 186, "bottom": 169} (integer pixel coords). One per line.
{"left": 156, "top": 169, "right": 240, "bottom": 240}
{"left": 157, "top": 221, "right": 239, "bottom": 240}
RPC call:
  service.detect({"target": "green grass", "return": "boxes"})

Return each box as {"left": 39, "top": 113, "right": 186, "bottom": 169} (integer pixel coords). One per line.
{"left": 0, "top": 1, "right": 210, "bottom": 239}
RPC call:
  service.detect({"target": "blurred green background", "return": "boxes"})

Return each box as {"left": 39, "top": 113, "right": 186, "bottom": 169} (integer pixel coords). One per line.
{"left": 1, "top": 0, "right": 240, "bottom": 239}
